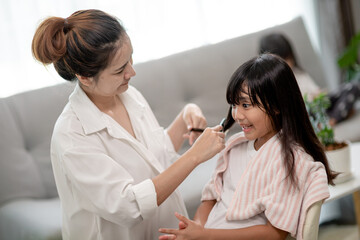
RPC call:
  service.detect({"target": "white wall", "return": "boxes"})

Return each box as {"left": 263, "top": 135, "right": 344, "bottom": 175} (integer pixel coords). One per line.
{"left": 0, "top": 0, "right": 349, "bottom": 97}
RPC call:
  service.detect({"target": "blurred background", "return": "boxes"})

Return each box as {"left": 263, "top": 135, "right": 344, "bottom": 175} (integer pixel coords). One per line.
{"left": 1, "top": 1, "right": 360, "bottom": 239}
{"left": 1, "top": 0, "right": 359, "bottom": 97}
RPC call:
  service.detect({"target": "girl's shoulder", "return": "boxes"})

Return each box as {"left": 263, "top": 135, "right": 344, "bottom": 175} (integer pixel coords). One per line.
{"left": 289, "top": 145, "right": 326, "bottom": 178}
{"left": 292, "top": 145, "right": 315, "bottom": 162}
{"left": 225, "top": 132, "right": 248, "bottom": 147}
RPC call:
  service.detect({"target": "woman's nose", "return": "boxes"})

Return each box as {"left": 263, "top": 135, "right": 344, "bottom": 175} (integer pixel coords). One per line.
{"left": 125, "top": 63, "right": 136, "bottom": 80}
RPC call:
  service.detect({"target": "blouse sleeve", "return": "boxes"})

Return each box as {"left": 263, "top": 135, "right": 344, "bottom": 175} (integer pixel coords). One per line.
{"left": 56, "top": 133, "right": 158, "bottom": 228}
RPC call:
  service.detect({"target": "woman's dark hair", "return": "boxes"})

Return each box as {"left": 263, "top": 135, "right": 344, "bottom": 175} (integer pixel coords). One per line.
{"left": 32, "top": 9, "right": 126, "bottom": 81}
{"left": 259, "top": 33, "right": 300, "bottom": 68}
{"left": 223, "top": 54, "right": 337, "bottom": 186}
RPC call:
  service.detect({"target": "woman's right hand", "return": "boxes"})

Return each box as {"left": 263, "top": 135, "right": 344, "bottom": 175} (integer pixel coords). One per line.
{"left": 152, "top": 125, "right": 225, "bottom": 206}
{"left": 186, "top": 125, "right": 225, "bottom": 165}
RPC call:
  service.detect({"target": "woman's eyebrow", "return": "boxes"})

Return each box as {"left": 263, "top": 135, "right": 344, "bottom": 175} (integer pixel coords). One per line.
{"left": 114, "top": 62, "right": 128, "bottom": 72}
{"left": 114, "top": 53, "right": 133, "bottom": 72}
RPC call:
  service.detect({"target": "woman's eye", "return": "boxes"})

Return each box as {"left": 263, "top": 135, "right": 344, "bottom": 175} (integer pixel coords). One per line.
{"left": 115, "top": 62, "right": 130, "bottom": 75}
{"left": 242, "top": 103, "right": 250, "bottom": 108}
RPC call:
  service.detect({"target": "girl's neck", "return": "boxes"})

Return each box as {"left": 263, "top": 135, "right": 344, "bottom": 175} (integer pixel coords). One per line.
{"left": 254, "top": 131, "right": 277, "bottom": 150}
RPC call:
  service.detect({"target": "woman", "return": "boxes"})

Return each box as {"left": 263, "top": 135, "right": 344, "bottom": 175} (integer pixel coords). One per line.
{"left": 32, "top": 9, "right": 225, "bottom": 240}
{"left": 259, "top": 32, "right": 360, "bottom": 125}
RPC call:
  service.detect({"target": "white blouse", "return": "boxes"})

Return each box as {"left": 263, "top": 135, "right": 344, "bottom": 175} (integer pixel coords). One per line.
{"left": 204, "top": 140, "right": 267, "bottom": 229}
{"left": 51, "top": 84, "right": 188, "bottom": 240}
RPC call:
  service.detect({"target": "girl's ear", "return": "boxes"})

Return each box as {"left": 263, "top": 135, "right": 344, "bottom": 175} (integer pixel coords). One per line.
{"left": 76, "top": 74, "right": 94, "bottom": 87}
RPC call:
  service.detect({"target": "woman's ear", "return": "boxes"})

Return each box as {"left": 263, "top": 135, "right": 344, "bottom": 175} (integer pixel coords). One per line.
{"left": 76, "top": 74, "right": 94, "bottom": 87}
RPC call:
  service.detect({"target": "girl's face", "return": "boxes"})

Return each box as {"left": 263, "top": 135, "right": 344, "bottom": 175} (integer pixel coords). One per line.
{"left": 232, "top": 86, "right": 277, "bottom": 150}
{"left": 81, "top": 36, "right": 136, "bottom": 97}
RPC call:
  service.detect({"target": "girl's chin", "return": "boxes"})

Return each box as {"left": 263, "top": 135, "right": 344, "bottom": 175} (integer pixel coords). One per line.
{"left": 243, "top": 132, "right": 256, "bottom": 140}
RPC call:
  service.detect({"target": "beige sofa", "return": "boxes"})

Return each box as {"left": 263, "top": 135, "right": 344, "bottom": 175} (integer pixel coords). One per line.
{"left": 0, "top": 16, "right": 358, "bottom": 239}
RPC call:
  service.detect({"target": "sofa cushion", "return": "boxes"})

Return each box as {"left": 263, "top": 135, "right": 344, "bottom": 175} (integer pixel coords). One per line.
{"left": 132, "top": 17, "right": 326, "bottom": 129}
{"left": 0, "top": 83, "right": 75, "bottom": 206}
{"left": 0, "top": 198, "right": 62, "bottom": 240}
{"left": 0, "top": 101, "right": 45, "bottom": 206}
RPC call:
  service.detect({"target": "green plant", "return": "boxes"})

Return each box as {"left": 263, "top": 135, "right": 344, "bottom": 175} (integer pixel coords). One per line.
{"left": 304, "top": 93, "right": 335, "bottom": 147}
{"left": 337, "top": 32, "right": 360, "bottom": 83}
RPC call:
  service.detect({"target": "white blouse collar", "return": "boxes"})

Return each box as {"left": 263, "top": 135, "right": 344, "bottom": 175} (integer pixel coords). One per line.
{"left": 69, "top": 83, "right": 145, "bottom": 135}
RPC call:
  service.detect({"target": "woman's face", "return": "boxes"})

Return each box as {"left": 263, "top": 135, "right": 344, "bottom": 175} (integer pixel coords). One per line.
{"left": 232, "top": 86, "right": 276, "bottom": 150}
{"left": 82, "top": 35, "right": 136, "bottom": 97}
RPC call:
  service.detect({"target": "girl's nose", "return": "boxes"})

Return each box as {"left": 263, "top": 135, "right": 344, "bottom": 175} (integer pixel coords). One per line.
{"left": 232, "top": 106, "right": 245, "bottom": 120}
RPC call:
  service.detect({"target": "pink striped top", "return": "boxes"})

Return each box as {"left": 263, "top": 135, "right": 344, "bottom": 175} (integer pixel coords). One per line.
{"left": 201, "top": 132, "right": 330, "bottom": 239}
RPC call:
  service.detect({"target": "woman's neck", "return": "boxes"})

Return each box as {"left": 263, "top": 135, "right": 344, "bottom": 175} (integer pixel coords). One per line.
{"left": 81, "top": 86, "right": 120, "bottom": 112}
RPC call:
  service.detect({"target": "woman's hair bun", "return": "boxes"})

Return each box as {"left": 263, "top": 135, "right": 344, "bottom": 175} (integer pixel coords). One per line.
{"left": 32, "top": 17, "right": 68, "bottom": 64}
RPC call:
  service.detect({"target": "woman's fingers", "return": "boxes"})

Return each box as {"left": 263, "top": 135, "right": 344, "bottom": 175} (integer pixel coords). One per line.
{"left": 185, "top": 124, "right": 226, "bottom": 164}
{"left": 189, "top": 131, "right": 201, "bottom": 145}
{"left": 187, "top": 116, "right": 206, "bottom": 145}
{"left": 182, "top": 104, "right": 207, "bottom": 145}
{"left": 211, "top": 124, "right": 223, "bottom": 132}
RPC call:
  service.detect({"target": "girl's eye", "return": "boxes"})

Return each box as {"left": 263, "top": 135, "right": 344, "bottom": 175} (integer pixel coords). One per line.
{"left": 242, "top": 103, "right": 251, "bottom": 108}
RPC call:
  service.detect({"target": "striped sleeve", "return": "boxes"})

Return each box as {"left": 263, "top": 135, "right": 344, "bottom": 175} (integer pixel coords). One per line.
{"left": 261, "top": 151, "right": 329, "bottom": 239}
{"left": 201, "top": 153, "right": 226, "bottom": 201}
{"left": 226, "top": 143, "right": 329, "bottom": 240}
{"left": 201, "top": 177, "right": 218, "bottom": 201}
{"left": 270, "top": 152, "right": 329, "bottom": 239}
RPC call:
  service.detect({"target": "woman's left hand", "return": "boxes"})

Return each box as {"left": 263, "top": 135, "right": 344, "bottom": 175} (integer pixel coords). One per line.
{"left": 159, "top": 212, "right": 205, "bottom": 240}
{"left": 182, "top": 104, "right": 207, "bottom": 145}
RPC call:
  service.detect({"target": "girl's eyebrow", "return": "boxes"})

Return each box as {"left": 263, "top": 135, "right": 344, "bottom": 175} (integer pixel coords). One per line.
{"left": 239, "top": 96, "right": 250, "bottom": 101}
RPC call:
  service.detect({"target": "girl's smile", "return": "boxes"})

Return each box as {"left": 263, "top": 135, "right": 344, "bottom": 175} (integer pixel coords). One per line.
{"left": 240, "top": 124, "right": 253, "bottom": 133}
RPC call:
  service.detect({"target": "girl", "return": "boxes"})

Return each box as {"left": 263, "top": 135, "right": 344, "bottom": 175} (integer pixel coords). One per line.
{"left": 159, "top": 54, "right": 337, "bottom": 240}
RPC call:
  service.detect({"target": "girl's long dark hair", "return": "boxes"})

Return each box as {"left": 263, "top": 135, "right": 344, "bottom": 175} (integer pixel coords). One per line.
{"left": 223, "top": 54, "right": 337, "bottom": 186}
